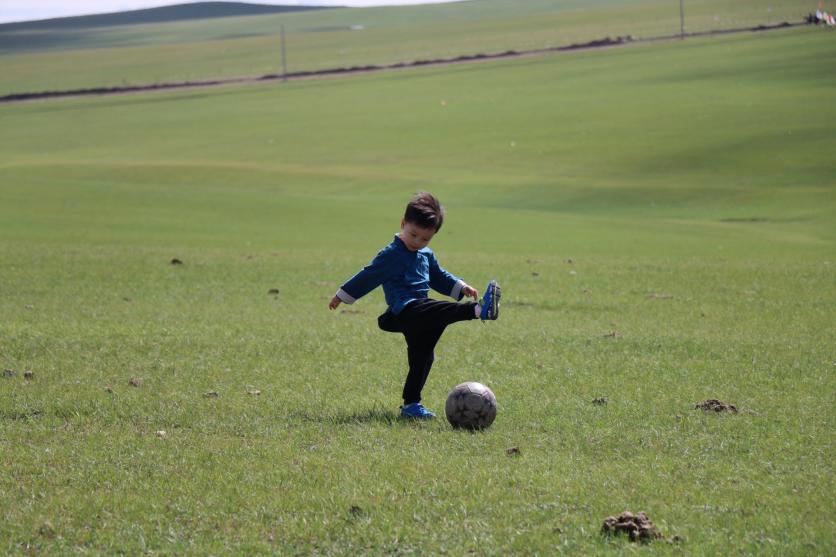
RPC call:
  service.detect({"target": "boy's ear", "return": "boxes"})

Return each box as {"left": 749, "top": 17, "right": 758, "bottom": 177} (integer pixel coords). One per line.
{"left": 400, "top": 218, "right": 405, "bottom": 228}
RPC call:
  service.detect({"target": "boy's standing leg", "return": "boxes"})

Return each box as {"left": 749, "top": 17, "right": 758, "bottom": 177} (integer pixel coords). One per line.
{"left": 383, "top": 299, "right": 478, "bottom": 415}
{"left": 402, "top": 326, "right": 444, "bottom": 405}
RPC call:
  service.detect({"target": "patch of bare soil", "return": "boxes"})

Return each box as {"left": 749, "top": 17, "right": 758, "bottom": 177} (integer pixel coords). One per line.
{"left": 695, "top": 399, "right": 738, "bottom": 413}
{"left": 602, "top": 511, "right": 664, "bottom": 542}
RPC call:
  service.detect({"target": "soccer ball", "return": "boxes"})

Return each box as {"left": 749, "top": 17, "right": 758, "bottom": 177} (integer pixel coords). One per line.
{"left": 445, "top": 381, "right": 497, "bottom": 430}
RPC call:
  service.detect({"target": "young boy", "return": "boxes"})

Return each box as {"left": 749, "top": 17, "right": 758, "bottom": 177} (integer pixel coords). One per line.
{"left": 328, "top": 192, "right": 500, "bottom": 419}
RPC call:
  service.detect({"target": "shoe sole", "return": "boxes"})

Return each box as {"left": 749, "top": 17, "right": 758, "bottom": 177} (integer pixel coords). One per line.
{"left": 483, "top": 281, "right": 500, "bottom": 320}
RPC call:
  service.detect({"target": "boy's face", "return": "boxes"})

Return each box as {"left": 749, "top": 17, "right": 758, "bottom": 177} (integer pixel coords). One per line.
{"left": 399, "top": 219, "right": 436, "bottom": 251}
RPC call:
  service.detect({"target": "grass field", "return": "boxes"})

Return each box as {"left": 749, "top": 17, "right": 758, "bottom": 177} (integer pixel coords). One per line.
{"left": 1, "top": 23, "right": 835, "bottom": 555}
{"left": 0, "top": 0, "right": 818, "bottom": 95}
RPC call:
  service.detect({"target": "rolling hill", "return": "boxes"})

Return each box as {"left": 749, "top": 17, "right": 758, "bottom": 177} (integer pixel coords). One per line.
{"left": 0, "top": 2, "right": 337, "bottom": 31}
{"left": 0, "top": 0, "right": 811, "bottom": 96}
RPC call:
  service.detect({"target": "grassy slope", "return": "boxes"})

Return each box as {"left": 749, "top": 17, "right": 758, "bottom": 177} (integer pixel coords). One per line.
{"left": 0, "top": 27, "right": 834, "bottom": 554}
{"left": 0, "top": 2, "right": 333, "bottom": 32}
{"left": 0, "top": 0, "right": 815, "bottom": 95}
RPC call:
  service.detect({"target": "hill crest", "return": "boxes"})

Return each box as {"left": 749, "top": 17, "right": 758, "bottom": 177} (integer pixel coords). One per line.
{"left": 0, "top": 2, "right": 339, "bottom": 31}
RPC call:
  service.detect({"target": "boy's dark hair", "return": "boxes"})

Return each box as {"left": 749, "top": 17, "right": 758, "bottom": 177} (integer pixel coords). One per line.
{"left": 404, "top": 192, "right": 445, "bottom": 232}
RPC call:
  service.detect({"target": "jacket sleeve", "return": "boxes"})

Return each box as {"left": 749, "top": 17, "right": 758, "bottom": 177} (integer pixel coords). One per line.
{"left": 428, "top": 253, "right": 465, "bottom": 300}
{"left": 336, "top": 247, "right": 396, "bottom": 304}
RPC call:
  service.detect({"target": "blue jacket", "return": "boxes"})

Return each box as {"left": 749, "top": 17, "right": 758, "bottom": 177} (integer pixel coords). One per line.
{"left": 336, "top": 235, "right": 464, "bottom": 314}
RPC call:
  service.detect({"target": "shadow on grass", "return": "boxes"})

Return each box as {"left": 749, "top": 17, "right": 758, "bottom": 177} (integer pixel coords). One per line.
{"left": 290, "top": 406, "right": 403, "bottom": 426}
{"left": 0, "top": 408, "right": 43, "bottom": 421}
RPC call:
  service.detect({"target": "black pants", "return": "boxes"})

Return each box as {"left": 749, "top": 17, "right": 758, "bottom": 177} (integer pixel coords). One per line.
{"left": 378, "top": 298, "right": 477, "bottom": 405}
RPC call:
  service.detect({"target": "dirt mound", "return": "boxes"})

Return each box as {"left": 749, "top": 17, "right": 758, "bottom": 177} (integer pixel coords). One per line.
{"left": 695, "top": 399, "right": 737, "bottom": 413}
{"left": 602, "top": 511, "right": 663, "bottom": 542}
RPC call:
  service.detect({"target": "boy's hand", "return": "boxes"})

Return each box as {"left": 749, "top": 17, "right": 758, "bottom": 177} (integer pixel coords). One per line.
{"left": 329, "top": 295, "right": 342, "bottom": 310}
{"left": 461, "top": 283, "right": 479, "bottom": 300}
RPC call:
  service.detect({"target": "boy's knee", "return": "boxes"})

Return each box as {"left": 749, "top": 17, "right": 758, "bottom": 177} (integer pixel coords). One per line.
{"left": 378, "top": 311, "right": 401, "bottom": 333}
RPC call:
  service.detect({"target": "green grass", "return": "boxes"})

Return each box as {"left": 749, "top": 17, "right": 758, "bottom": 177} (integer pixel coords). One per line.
{"left": 1, "top": 27, "right": 835, "bottom": 554}
{"left": 0, "top": 0, "right": 816, "bottom": 95}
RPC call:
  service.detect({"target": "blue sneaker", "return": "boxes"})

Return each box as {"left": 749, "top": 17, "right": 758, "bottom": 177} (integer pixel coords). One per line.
{"left": 400, "top": 402, "right": 436, "bottom": 420}
{"left": 479, "top": 280, "right": 501, "bottom": 321}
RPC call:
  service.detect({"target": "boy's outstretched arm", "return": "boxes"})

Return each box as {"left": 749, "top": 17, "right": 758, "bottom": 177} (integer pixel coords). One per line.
{"left": 328, "top": 246, "right": 397, "bottom": 311}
